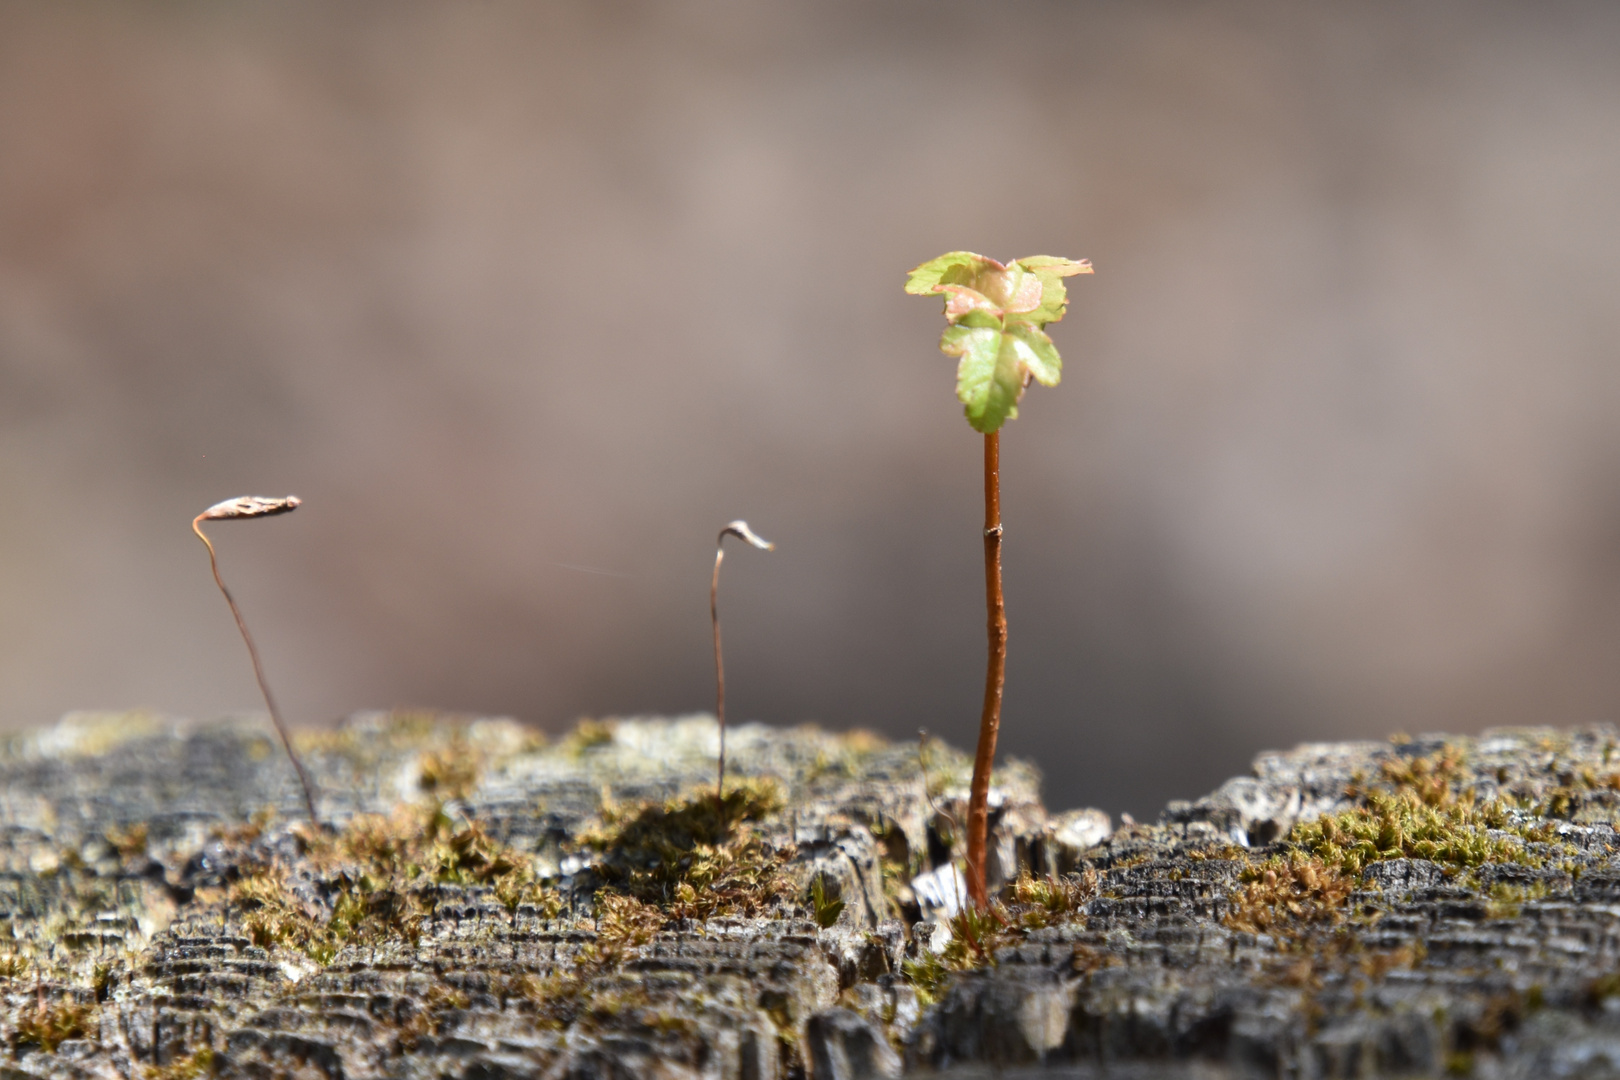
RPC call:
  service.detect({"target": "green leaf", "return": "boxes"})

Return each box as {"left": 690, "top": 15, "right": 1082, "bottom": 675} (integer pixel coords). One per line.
{"left": 1013, "top": 256, "right": 1092, "bottom": 327}
{"left": 942, "top": 325, "right": 1021, "bottom": 433}
{"left": 908, "top": 250, "right": 1089, "bottom": 432}
{"left": 904, "top": 251, "right": 1001, "bottom": 296}
{"left": 1005, "top": 323, "right": 1061, "bottom": 387}
{"left": 936, "top": 283, "right": 1002, "bottom": 322}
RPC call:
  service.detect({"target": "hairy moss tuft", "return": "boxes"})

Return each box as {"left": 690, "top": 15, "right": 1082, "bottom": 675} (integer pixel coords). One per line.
{"left": 1224, "top": 853, "right": 1354, "bottom": 939}
{"left": 10, "top": 997, "right": 94, "bottom": 1054}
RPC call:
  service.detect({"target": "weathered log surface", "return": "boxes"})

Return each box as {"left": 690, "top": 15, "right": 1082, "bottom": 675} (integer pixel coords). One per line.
{"left": 2, "top": 713, "right": 1620, "bottom": 1079}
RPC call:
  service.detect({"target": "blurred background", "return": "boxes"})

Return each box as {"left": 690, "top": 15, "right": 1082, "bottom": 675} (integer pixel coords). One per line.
{"left": 3, "top": 0, "right": 1620, "bottom": 818}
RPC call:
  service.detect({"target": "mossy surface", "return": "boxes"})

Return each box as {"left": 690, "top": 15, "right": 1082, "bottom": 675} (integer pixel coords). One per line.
{"left": 8, "top": 714, "right": 1620, "bottom": 1078}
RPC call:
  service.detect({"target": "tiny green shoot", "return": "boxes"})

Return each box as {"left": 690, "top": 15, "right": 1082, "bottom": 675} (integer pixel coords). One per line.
{"left": 710, "top": 520, "right": 773, "bottom": 809}
{"left": 905, "top": 251, "right": 1092, "bottom": 908}
{"left": 192, "top": 495, "right": 319, "bottom": 823}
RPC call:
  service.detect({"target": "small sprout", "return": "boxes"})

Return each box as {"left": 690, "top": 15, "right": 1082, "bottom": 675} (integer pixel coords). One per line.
{"left": 710, "top": 520, "right": 774, "bottom": 807}
{"left": 192, "top": 494, "right": 319, "bottom": 824}
{"left": 808, "top": 874, "right": 845, "bottom": 929}
{"left": 906, "top": 252, "right": 1091, "bottom": 908}
{"left": 904, "top": 252, "right": 1091, "bottom": 436}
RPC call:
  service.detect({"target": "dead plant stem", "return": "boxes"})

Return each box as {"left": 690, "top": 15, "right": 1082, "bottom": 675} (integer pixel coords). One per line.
{"left": 192, "top": 516, "right": 320, "bottom": 823}
{"left": 711, "top": 521, "right": 773, "bottom": 811}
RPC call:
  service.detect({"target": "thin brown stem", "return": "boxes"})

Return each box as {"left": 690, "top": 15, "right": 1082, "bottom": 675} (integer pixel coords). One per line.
{"left": 711, "top": 546, "right": 728, "bottom": 808}
{"left": 193, "top": 516, "right": 320, "bottom": 823}
{"left": 966, "top": 430, "right": 1006, "bottom": 909}
{"left": 710, "top": 520, "right": 774, "bottom": 813}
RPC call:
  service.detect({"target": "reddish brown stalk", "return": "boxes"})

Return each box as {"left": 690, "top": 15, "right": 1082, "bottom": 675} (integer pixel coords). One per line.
{"left": 192, "top": 497, "right": 320, "bottom": 824}
{"left": 966, "top": 431, "right": 1006, "bottom": 909}
{"left": 711, "top": 520, "right": 774, "bottom": 810}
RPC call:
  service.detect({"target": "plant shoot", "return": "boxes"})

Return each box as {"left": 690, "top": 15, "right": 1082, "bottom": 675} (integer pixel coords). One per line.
{"left": 711, "top": 520, "right": 774, "bottom": 808}
{"left": 192, "top": 495, "right": 320, "bottom": 823}
{"left": 905, "top": 251, "right": 1091, "bottom": 907}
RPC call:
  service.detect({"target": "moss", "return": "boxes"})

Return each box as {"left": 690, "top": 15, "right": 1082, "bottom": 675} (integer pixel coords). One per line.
{"left": 0, "top": 954, "right": 28, "bottom": 980}
{"left": 10, "top": 997, "right": 95, "bottom": 1054}
{"left": 1004, "top": 869, "right": 1096, "bottom": 931}
{"left": 898, "top": 870, "right": 1100, "bottom": 1004}
{"left": 559, "top": 718, "right": 618, "bottom": 757}
{"left": 901, "top": 904, "right": 1016, "bottom": 1006}
{"left": 916, "top": 734, "right": 968, "bottom": 801}
{"left": 592, "top": 892, "right": 664, "bottom": 954}
{"left": 808, "top": 875, "right": 845, "bottom": 928}
{"left": 103, "top": 822, "right": 149, "bottom": 859}
{"left": 1483, "top": 880, "right": 1550, "bottom": 920}
{"left": 1359, "top": 942, "right": 1422, "bottom": 980}
{"left": 418, "top": 737, "right": 481, "bottom": 801}
{"left": 143, "top": 1047, "right": 215, "bottom": 1080}
{"left": 1589, "top": 970, "right": 1620, "bottom": 1005}
{"left": 585, "top": 778, "right": 793, "bottom": 915}
{"left": 1186, "top": 843, "right": 1248, "bottom": 862}
{"left": 1223, "top": 853, "right": 1354, "bottom": 939}
{"left": 1375, "top": 745, "right": 1470, "bottom": 807}
{"left": 237, "top": 806, "right": 558, "bottom": 962}
{"left": 231, "top": 865, "right": 326, "bottom": 956}
{"left": 494, "top": 871, "right": 563, "bottom": 918}
{"left": 1293, "top": 790, "right": 1557, "bottom": 875}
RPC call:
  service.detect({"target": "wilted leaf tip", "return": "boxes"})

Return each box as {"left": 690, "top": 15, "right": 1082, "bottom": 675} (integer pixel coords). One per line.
{"left": 719, "top": 520, "right": 774, "bottom": 551}
{"left": 199, "top": 495, "right": 302, "bottom": 521}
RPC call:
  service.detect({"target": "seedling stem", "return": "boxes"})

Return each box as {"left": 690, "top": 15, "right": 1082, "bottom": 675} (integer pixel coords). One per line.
{"left": 711, "top": 520, "right": 774, "bottom": 809}
{"left": 905, "top": 250, "right": 1091, "bottom": 908}
{"left": 192, "top": 495, "right": 320, "bottom": 823}
{"left": 967, "top": 431, "right": 1007, "bottom": 908}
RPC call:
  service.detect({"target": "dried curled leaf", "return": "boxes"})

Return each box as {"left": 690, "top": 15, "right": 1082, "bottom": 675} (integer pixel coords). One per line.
{"left": 905, "top": 251, "right": 1091, "bottom": 433}
{"left": 198, "top": 495, "right": 302, "bottom": 521}
{"left": 719, "top": 520, "right": 774, "bottom": 551}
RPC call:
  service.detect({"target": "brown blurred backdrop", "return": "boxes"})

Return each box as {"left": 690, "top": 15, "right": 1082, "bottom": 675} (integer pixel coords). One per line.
{"left": 3, "top": 0, "right": 1620, "bottom": 817}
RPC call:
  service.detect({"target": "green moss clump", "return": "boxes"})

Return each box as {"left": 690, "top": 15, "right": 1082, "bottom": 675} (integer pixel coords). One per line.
{"left": 1294, "top": 789, "right": 1560, "bottom": 875}
{"left": 559, "top": 719, "right": 618, "bottom": 758}
{"left": 902, "top": 904, "right": 1015, "bottom": 1006}
{"left": 586, "top": 778, "right": 794, "bottom": 916}
{"left": 1372, "top": 746, "right": 1470, "bottom": 807}
{"left": 234, "top": 806, "right": 560, "bottom": 963}
{"left": 1004, "top": 869, "right": 1097, "bottom": 931}
{"left": 1483, "top": 880, "right": 1551, "bottom": 920}
{"left": 1295, "top": 791, "right": 1516, "bottom": 874}
{"left": 1293, "top": 745, "right": 1567, "bottom": 875}
{"left": 1223, "top": 853, "right": 1354, "bottom": 939}
{"left": 10, "top": 997, "right": 94, "bottom": 1054}
{"left": 143, "top": 1047, "right": 215, "bottom": 1080}
{"left": 418, "top": 736, "right": 481, "bottom": 801}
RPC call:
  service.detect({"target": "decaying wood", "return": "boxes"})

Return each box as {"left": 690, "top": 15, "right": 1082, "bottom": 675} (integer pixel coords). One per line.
{"left": 2, "top": 714, "right": 1619, "bottom": 1078}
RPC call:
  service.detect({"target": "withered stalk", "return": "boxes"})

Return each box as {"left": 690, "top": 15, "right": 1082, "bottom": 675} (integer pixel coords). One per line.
{"left": 711, "top": 520, "right": 773, "bottom": 808}
{"left": 192, "top": 495, "right": 319, "bottom": 823}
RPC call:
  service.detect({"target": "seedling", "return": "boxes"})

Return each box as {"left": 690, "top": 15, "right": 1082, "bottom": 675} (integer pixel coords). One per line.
{"left": 905, "top": 251, "right": 1092, "bottom": 908}
{"left": 192, "top": 495, "right": 319, "bottom": 823}
{"left": 710, "top": 520, "right": 774, "bottom": 807}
